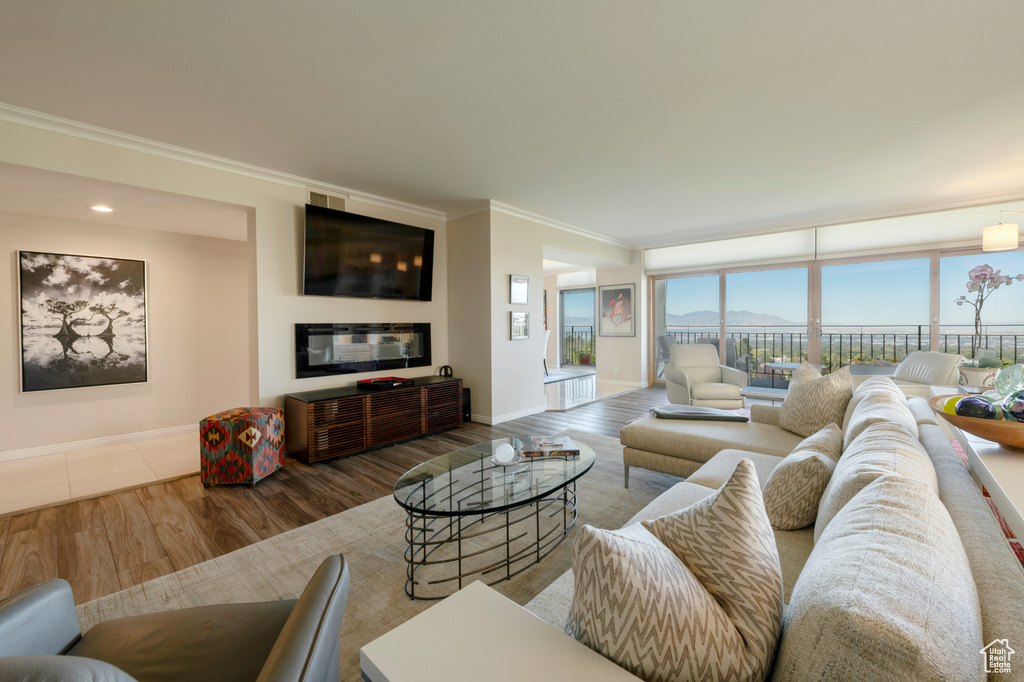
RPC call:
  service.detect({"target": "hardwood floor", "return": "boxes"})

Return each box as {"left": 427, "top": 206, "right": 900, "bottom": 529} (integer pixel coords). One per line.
{"left": 0, "top": 385, "right": 668, "bottom": 605}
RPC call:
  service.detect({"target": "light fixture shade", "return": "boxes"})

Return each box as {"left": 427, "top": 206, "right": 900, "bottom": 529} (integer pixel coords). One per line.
{"left": 983, "top": 223, "right": 1019, "bottom": 252}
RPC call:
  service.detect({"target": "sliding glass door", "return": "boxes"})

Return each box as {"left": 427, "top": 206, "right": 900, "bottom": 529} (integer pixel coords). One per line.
{"left": 560, "top": 288, "right": 595, "bottom": 367}
{"left": 725, "top": 267, "right": 808, "bottom": 387}
{"left": 939, "top": 251, "right": 1024, "bottom": 364}
{"left": 820, "top": 257, "right": 931, "bottom": 369}
{"left": 653, "top": 274, "right": 719, "bottom": 378}
{"left": 651, "top": 250, "right": 1024, "bottom": 384}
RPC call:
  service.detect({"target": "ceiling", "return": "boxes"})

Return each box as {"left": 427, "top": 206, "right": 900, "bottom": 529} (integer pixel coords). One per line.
{"left": 2, "top": 1, "right": 1024, "bottom": 248}
{"left": 0, "top": 163, "right": 250, "bottom": 240}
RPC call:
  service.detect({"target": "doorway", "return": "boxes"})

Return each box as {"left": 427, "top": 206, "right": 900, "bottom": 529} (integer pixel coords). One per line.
{"left": 559, "top": 288, "right": 596, "bottom": 367}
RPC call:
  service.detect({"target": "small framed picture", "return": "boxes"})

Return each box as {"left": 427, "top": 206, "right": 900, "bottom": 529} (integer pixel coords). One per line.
{"left": 510, "top": 311, "right": 529, "bottom": 340}
{"left": 598, "top": 283, "right": 635, "bottom": 337}
{"left": 509, "top": 274, "right": 529, "bottom": 304}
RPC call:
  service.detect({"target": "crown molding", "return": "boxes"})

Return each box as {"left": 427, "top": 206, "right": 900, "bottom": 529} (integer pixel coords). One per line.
{"left": 0, "top": 102, "right": 446, "bottom": 221}
{"left": 445, "top": 200, "right": 636, "bottom": 250}
{"left": 444, "top": 201, "right": 491, "bottom": 221}
{"left": 487, "top": 201, "right": 633, "bottom": 249}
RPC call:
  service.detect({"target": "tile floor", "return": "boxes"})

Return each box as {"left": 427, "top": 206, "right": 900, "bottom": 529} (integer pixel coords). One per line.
{"left": 0, "top": 431, "right": 201, "bottom": 517}
{"left": 545, "top": 375, "right": 638, "bottom": 411}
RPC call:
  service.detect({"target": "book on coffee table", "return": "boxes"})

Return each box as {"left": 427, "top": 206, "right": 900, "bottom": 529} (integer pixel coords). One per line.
{"left": 513, "top": 436, "right": 580, "bottom": 459}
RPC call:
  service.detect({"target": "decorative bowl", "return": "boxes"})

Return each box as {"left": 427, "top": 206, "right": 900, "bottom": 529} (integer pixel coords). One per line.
{"left": 929, "top": 395, "right": 1024, "bottom": 452}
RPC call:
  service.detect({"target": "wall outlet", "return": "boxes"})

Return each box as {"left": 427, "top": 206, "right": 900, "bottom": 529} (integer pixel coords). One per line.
{"left": 613, "top": 366, "right": 619, "bottom": 375}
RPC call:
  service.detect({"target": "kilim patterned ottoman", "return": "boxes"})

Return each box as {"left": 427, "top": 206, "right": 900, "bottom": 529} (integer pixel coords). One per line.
{"left": 200, "top": 407, "right": 285, "bottom": 487}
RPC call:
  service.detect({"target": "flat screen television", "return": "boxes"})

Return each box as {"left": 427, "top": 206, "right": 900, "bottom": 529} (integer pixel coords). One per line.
{"left": 303, "top": 204, "right": 435, "bottom": 301}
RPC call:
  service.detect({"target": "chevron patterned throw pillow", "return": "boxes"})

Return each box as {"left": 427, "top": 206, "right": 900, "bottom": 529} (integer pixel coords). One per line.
{"left": 778, "top": 364, "right": 852, "bottom": 438}
{"left": 565, "top": 459, "right": 784, "bottom": 682}
{"left": 762, "top": 423, "right": 843, "bottom": 530}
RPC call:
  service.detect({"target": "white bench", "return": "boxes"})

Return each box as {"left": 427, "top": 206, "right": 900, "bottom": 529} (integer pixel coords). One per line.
{"left": 740, "top": 386, "right": 788, "bottom": 404}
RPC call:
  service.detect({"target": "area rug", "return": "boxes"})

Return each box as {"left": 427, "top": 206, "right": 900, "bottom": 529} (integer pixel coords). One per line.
{"left": 76, "top": 430, "right": 681, "bottom": 681}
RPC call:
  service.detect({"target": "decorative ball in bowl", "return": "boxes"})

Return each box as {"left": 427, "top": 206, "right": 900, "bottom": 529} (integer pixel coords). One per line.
{"left": 929, "top": 394, "right": 1024, "bottom": 452}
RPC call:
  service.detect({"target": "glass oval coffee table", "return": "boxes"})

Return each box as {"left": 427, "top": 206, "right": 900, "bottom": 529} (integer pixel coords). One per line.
{"left": 393, "top": 437, "right": 595, "bottom": 600}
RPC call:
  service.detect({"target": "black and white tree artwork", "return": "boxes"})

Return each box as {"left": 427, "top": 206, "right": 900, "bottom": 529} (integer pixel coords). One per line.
{"left": 19, "top": 251, "right": 147, "bottom": 392}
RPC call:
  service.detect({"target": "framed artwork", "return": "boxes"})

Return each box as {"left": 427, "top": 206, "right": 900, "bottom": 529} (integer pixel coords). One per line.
{"left": 18, "top": 251, "right": 148, "bottom": 392}
{"left": 509, "top": 274, "right": 529, "bottom": 304}
{"left": 598, "top": 283, "right": 635, "bottom": 337}
{"left": 510, "top": 311, "right": 529, "bottom": 340}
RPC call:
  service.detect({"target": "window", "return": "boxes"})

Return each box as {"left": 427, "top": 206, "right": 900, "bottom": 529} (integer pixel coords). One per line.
{"left": 939, "top": 251, "right": 1024, "bottom": 363}
{"left": 820, "top": 258, "right": 930, "bottom": 367}
{"left": 653, "top": 274, "right": 719, "bottom": 379}
{"left": 726, "top": 267, "right": 808, "bottom": 383}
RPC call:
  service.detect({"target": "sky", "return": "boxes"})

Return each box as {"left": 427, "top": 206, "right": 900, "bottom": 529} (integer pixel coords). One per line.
{"left": 662, "top": 251, "right": 1024, "bottom": 328}
{"left": 562, "top": 289, "right": 594, "bottom": 321}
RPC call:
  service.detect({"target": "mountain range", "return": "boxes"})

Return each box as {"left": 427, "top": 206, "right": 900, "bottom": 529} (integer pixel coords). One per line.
{"left": 666, "top": 310, "right": 797, "bottom": 326}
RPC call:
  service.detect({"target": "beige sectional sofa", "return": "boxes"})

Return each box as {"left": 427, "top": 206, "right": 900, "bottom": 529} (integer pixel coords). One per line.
{"left": 527, "top": 379, "right": 1024, "bottom": 680}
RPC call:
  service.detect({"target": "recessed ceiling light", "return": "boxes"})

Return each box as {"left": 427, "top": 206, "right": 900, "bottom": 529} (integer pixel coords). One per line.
{"left": 91, "top": 205, "right": 113, "bottom": 213}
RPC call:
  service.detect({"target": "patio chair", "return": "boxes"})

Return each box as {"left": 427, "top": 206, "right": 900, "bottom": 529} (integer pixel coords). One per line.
{"left": 656, "top": 335, "right": 675, "bottom": 379}
{"left": 664, "top": 344, "right": 746, "bottom": 408}
{"left": 696, "top": 337, "right": 738, "bottom": 368}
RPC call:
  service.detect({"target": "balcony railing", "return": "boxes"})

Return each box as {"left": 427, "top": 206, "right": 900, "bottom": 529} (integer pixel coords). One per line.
{"left": 563, "top": 326, "right": 595, "bottom": 366}
{"left": 658, "top": 324, "right": 1024, "bottom": 383}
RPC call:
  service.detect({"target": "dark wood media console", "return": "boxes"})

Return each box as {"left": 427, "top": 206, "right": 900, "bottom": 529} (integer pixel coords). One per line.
{"left": 284, "top": 376, "right": 463, "bottom": 463}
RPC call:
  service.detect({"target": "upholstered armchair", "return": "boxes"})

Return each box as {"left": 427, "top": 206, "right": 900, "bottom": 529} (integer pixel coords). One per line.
{"left": 664, "top": 344, "right": 746, "bottom": 408}
{"left": 0, "top": 554, "right": 349, "bottom": 682}
{"left": 851, "top": 350, "right": 965, "bottom": 397}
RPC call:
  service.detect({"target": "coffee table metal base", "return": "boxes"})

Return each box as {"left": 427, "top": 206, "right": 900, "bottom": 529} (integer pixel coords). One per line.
{"left": 404, "top": 482, "right": 578, "bottom": 600}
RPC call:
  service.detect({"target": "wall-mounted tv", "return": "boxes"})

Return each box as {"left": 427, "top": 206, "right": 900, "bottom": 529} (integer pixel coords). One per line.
{"left": 303, "top": 204, "right": 435, "bottom": 301}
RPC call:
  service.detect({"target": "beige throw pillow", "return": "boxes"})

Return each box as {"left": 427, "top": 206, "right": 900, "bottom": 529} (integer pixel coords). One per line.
{"left": 773, "top": 474, "right": 984, "bottom": 682}
{"left": 762, "top": 423, "right": 842, "bottom": 530}
{"left": 789, "top": 361, "right": 822, "bottom": 384}
{"left": 565, "top": 459, "right": 784, "bottom": 682}
{"left": 778, "top": 365, "right": 852, "bottom": 438}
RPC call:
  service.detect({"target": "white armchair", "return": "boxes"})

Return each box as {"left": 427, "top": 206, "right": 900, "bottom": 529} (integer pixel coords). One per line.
{"left": 664, "top": 344, "right": 746, "bottom": 408}
{"left": 851, "top": 351, "right": 965, "bottom": 397}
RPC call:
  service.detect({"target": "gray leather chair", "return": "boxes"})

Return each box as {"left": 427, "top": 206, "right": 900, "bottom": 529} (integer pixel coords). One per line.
{"left": 0, "top": 554, "right": 349, "bottom": 682}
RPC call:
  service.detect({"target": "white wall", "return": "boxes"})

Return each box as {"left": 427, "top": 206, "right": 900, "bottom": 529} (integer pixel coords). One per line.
{"left": 0, "top": 118, "right": 641, "bottom": 437}
{"left": 0, "top": 212, "right": 249, "bottom": 451}
{"left": 489, "top": 212, "right": 547, "bottom": 420}
{"left": 0, "top": 119, "right": 450, "bottom": 451}
{"left": 447, "top": 211, "right": 492, "bottom": 417}
{"left": 487, "top": 207, "right": 633, "bottom": 422}
{"left": 594, "top": 250, "right": 647, "bottom": 387}
{"left": 543, "top": 274, "right": 558, "bottom": 367}
{"left": 254, "top": 196, "right": 449, "bottom": 401}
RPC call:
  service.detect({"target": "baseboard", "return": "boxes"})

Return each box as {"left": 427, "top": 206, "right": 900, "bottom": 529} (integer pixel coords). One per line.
{"left": 596, "top": 379, "right": 646, "bottom": 387}
{"left": 0, "top": 424, "right": 200, "bottom": 463}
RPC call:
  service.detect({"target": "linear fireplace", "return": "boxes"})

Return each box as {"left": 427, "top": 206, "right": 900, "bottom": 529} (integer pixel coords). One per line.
{"left": 295, "top": 323, "right": 431, "bottom": 378}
